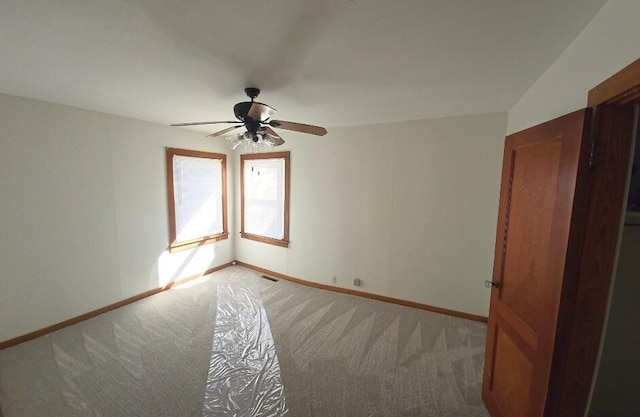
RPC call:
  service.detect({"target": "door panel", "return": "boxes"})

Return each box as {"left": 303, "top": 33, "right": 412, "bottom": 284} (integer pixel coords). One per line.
{"left": 483, "top": 109, "right": 592, "bottom": 417}
{"left": 492, "top": 327, "right": 533, "bottom": 417}
{"left": 501, "top": 140, "right": 562, "bottom": 334}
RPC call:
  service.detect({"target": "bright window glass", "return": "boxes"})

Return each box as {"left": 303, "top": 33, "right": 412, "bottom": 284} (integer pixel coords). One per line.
{"left": 167, "top": 148, "right": 228, "bottom": 251}
{"left": 241, "top": 152, "right": 290, "bottom": 247}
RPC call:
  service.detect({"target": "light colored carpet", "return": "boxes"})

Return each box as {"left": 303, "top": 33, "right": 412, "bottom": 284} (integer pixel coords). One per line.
{"left": 0, "top": 266, "right": 489, "bottom": 416}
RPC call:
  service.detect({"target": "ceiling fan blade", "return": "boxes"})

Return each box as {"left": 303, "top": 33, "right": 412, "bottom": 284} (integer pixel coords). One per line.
{"left": 269, "top": 120, "right": 327, "bottom": 136}
{"left": 206, "top": 125, "right": 243, "bottom": 138}
{"left": 171, "top": 121, "right": 238, "bottom": 127}
{"left": 247, "top": 102, "right": 277, "bottom": 121}
{"left": 263, "top": 127, "right": 285, "bottom": 146}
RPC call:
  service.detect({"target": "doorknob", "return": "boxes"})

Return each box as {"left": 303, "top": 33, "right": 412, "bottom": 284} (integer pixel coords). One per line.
{"left": 485, "top": 280, "right": 500, "bottom": 288}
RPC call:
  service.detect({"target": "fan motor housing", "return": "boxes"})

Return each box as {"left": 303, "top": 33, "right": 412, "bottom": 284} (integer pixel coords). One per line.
{"left": 244, "top": 87, "right": 260, "bottom": 100}
{"left": 244, "top": 120, "right": 261, "bottom": 139}
{"left": 233, "top": 102, "right": 253, "bottom": 121}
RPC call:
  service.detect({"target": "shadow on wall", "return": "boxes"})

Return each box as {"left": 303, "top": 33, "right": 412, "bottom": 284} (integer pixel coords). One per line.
{"left": 155, "top": 242, "right": 217, "bottom": 288}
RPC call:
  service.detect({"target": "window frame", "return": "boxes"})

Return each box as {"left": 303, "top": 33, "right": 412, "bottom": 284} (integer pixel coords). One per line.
{"left": 240, "top": 151, "right": 290, "bottom": 248}
{"left": 166, "top": 147, "right": 229, "bottom": 252}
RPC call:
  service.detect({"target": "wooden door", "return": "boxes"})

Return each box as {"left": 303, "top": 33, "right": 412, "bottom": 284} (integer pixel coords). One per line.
{"left": 482, "top": 109, "right": 592, "bottom": 417}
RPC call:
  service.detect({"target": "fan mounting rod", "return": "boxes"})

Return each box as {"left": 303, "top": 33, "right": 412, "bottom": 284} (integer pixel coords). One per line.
{"left": 244, "top": 87, "right": 260, "bottom": 101}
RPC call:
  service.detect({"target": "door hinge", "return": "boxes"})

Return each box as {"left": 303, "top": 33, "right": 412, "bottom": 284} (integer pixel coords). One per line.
{"left": 588, "top": 140, "right": 605, "bottom": 170}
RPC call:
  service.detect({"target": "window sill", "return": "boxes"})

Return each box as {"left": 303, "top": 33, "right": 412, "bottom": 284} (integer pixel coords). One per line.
{"left": 240, "top": 232, "right": 289, "bottom": 248}
{"left": 169, "top": 232, "right": 229, "bottom": 253}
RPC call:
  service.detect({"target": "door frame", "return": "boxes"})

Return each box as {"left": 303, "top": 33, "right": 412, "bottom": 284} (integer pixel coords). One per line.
{"left": 546, "top": 58, "right": 640, "bottom": 417}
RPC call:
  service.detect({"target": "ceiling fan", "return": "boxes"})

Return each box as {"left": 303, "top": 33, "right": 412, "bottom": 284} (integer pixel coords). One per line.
{"left": 171, "top": 88, "right": 327, "bottom": 149}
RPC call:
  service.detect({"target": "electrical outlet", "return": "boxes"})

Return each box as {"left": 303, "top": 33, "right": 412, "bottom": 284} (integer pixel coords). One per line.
{"left": 353, "top": 278, "right": 361, "bottom": 287}
{"left": 331, "top": 275, "right": 337, "bottom": 284}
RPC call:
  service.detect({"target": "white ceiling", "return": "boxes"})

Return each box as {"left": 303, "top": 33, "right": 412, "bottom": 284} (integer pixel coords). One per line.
{"left": 0, "top": 0, "right": 607, "bottom": 131}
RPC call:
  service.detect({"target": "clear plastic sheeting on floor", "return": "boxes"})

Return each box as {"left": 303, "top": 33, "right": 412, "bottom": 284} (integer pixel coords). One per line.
{"left": 202, "top": 275, "right": 287, "bottom": 417}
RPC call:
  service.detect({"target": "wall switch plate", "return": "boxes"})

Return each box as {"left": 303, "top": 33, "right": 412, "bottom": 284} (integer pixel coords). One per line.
{"left": 353, "top": 278, "right": 361, "bottom": 286}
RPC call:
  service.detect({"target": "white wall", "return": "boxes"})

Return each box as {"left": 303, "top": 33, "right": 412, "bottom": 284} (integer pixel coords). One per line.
{"left": 507, "top": 0, "right": 640, "bottom": 134}
{"left": 0, "top": 94, "right": 234, "bottom": 341}
{"left": 234, "top": 112, "right": 507, "bottom": 317}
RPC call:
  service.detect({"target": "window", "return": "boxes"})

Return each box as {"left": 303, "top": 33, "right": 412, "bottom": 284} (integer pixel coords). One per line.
{"left": 166, "top": 148, "right": 228, "bottom": 252}
{"left": 241, "top": 151, "right": 290, "bottom": 247}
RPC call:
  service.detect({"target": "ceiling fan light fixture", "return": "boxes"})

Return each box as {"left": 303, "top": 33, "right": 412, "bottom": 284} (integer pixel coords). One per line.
{"left": 262, "top": 135, "right": 276, "bottom": 147}
{"left": 226, "top": 131, "right": 278, "bottom": 151}
{"left": 172, "top": 88, "right": 326, "bottom": 149}
{"left": 226, "top": 134, "right": 243, "bottom": 150}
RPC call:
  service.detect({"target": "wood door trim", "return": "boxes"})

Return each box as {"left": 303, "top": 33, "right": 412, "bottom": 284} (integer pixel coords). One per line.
{"left": 588, "top": 58, "right": 640, "bottom": 106}
{"left": 546, "top": 56, "right": 640, "bottom": 417}
{"left": 547, "top": 105, "right": 636, "bottom": 417}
